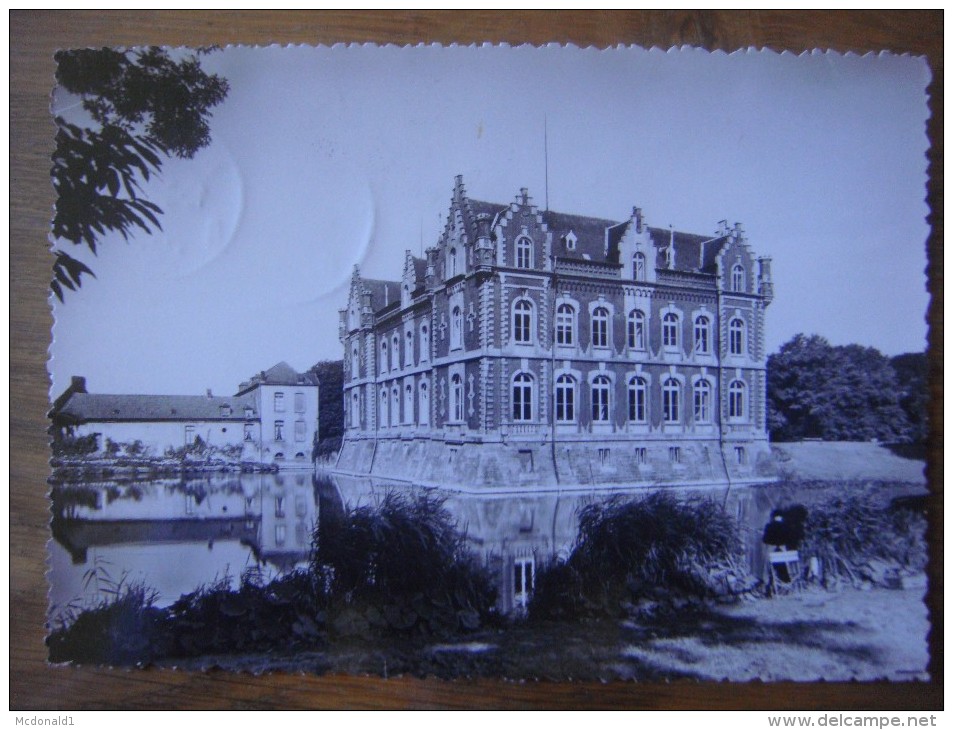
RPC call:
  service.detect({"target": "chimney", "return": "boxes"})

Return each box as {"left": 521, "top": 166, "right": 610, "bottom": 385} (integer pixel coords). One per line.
{"left": 520, "top": 187, "right": 529, "bottom": 205}
{"left": 70, "top": 375, "right": 87, "bottom": 394}
{"left": 206, "top": 388, "right": 213, "bottom": 399}
{"left": 633, "top": 207, "right": 643, "bottom": 234}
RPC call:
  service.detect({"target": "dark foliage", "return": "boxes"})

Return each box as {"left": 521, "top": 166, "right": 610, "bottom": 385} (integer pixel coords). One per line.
{"left": 308, "top": 360, "right": 344, "bottom": 460}
{"left": 531, "top": 492, "right": 743, "bottom": 621}
{"left": 312, "top": 491, "right": 496, "bottom": 636}
{"left": 801, "top": 493, "right": 927, "bottom": 585}
{"left": 890, "top": 352, "right": 929, "bottom": 444}
{"left": 51, "top": 47, "right": 228, "bottom": 300}
{"left": 767, "top": 334, "right": 915, "bottom": 443}
{"left": 50, "top": 432, "right": 99, "bottom": 457}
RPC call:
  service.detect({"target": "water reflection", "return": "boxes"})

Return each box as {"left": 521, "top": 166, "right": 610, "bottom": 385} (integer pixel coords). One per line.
{"left": 322, "top": 474, "right": 785, "bottom": 613}
{"left": 49, "top": 470, "right": 790, "bottom": 621}
{"left": 48, "top": 472, "right": 316, "bottom": 622}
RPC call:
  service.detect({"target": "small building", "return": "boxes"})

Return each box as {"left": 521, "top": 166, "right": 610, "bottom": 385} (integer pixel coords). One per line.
{"left": 337, "top": 176, "right": 776, "bottom": 489}
{"left": 50, "top": 362, "right": 319, "bottom": 470}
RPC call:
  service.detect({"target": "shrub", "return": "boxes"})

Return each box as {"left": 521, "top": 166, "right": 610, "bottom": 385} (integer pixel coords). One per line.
{"left": 531, "top": 491, "right": 743, "bottom": 620}
{"left": 312, "top": 490, "right": 496, "bottom": 636}
{"left": 51, "top": 433, "right": 99, "bottom": 457}
{"left": 47, "top": 580, "right": 162, "bottom": 665}
{"left": 800, "top": 493, "right": 927, "bottom": 584}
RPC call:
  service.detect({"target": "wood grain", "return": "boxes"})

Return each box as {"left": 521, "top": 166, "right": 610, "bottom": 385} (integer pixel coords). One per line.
{"left": 11, "top": 10, "right": 942, "bottom": 710}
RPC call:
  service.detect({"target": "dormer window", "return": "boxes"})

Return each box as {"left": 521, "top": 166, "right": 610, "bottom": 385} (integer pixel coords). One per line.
{"left": 633, "top": 252, "right": 646, "bottom": 281}
{"left": 447, "top": 248, "right": 457, "bottom": 278}
{"left": 564, "top": 231, "right": 577, "bottom": 251}
{"left": 220, "top": 404, "right": 232, "bottom": 417}
{"left": 516, "top": 236, "right": 533, "bottom": 269}
{"left": 732, "top": 264, "right": 745, "bottom": 292}
{"left": 244, "top": 406, "right": 254, "bottom": 418}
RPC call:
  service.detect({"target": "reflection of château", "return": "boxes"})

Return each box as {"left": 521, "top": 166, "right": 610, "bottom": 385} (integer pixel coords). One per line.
{"left": 338, "top": 177, "right": 776, "bottom": 489}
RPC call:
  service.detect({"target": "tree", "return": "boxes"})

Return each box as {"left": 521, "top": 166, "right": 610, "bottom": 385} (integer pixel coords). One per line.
{"left": 308, "top": 360, "right": 345, "bottom": 459}
{"left": 890, "top": 352, "right": 929, "bottom": 444}
{"left": 767, "top": 334, "right": 912, "bottom": 443}
{"left": 50, "top": 47, "right": 229, "bottom": 300}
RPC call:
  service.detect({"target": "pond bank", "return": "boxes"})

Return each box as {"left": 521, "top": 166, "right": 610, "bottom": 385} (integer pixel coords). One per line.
{"left": 160, "top": 584, "right": 929, "bottom": 681}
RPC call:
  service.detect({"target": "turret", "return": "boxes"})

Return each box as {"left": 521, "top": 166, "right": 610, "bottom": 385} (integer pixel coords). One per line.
{"left": 474, "top": 212, "right": 495, "bottom": 268}
{"left": 758, "top": 256, "right": 774, "bottom": 305}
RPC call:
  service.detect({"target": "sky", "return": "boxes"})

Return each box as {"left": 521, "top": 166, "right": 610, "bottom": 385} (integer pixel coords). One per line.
{"left": 49, "top": 45, "right": 931, "bottom": 398}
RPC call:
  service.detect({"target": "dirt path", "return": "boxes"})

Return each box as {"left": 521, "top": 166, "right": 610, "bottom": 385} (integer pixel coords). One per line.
{"left": 618, "top": 586, "right": 930, "bottom": 681}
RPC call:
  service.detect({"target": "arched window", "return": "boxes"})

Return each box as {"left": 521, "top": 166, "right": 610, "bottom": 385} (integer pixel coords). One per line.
{"left": 729, "top": 380, "right": 746, "bottom": 419}
{"left": 591, "top": 375, "right": 611, "bottom": 422}
{"left": 694, "top": 315, "right": 710, "bottom": 355}
{"left": 516, "top": 237, "right": 533, "bottom": 269}
{"left": 419, "top": 381, "right": 430, "bottom": 426}
{"left": 391, "top": 334, "right": 400, "bottom": 371}
{"left": 351, "top": 391, "right": 360, "bottom": 428}
{"left": 694, "top": 380, "right": 711, "bottom": 423}
{"left": 662, "top": 378, "right": 680, "bottom": 423}
{"left": 404, "top": 384, "right": 414, "bottom": 424}
{"left": 627, "top": 310, "right": 646, "bottom": 350}
{"left": 379, "top": 387, "right": 388, "bottom": 427}
{"left": 729, "top": 318, "right": 746, "bottom": 356}
{"left": 451, "top": 374, "right": 464, "bottom": 422}
{"left": 420, "top": 323, "right": 429, "bottom": 362}
{"left": 732, "top": 264, "right": 745, "bottom": 292}
{"left": 555, "top": 374, "right": 576, "bottom": 423}
{"left": 512, "top": 373, "right": 533, "bottom": 421}
{"left": 628, "top": 376, "right": 647, "bottom": 423}
{"left": 633, "top": 252, "right": 646, "bottom": 281}
{"left": 662, "top": 312, "right": 679, "bottom": 349}
{"left": 513, "top": 299, "right": 533, "bottom": 344}
{"left": 380, "top": 340, "right": 388, "bottom": 374}
{"left": 405, "top": 330, "right": 414, "bottom": 365}
{"left": 351, "top": 344, "right": 359, "bottom": 379}
{"left": 450, "top": 306, "right": 463, "bottom": 350}
{"left": 447, "top": 247, "right": 457, "bottom": 279}
{"left": 592, "top": 307, "right": 610, "bottom": 348}
{"left": 556, "top": 303, "right": 575, "bottom": 346}
{"left": 391, "top": 386, "right": 400, "bottom": 427}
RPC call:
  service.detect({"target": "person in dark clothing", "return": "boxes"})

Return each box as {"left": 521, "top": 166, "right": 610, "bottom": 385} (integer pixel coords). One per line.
{"left": 763, "top": 505, "right": 808, "bottom": 583}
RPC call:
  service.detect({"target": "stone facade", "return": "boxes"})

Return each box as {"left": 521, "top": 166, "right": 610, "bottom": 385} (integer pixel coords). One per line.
{"left": 337, "top": 176, "right": 776, "bottom": 489}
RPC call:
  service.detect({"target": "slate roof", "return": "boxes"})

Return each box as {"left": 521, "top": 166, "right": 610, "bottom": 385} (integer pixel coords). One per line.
{"left": 361, "top": 278, "right": 402, "bottom": 312}
{"left": 54, "top": 393, "right": 259, "bottom": 424}
{"left": 647, "top": 227, "right": 725, "bottom": 274}
{"left": 236, "top": 361, "right": 319, "bottom": 394}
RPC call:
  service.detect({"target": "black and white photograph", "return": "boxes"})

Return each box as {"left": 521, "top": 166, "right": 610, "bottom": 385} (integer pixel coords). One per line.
{"left": 45, "top": 43, "right": 932, "bottom": 682}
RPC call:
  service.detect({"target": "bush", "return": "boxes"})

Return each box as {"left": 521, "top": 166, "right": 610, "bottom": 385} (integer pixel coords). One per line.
{"left": 801, "top": 493, "right": 927, "bottom": 584}
{"left": 48, "top": 580, "right": 162, "bottom": 665}
{"left": 531, "top": 491, "right": 744, "bottom": 620}
{"left": 51, "top": 433, "right": 99, "bottom": 457}
{"left": 312, "top": 490, "right": 496, "bottom": 637}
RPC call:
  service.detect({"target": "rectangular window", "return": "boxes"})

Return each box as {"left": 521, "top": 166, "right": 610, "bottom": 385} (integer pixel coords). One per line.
{"left": 185, "top": 425, "right": 195, "bottom": 445}
{"left": 274, "top": 420, "right": 285, "bottom": 441}
{"left": 669, "top": 446, "right": 681, "bottom": 464}
{"left": 598, "top": 447, "right": 610, "bottom": 465}
{"left": 513, "top": 557, "right": 535, "bottom": 610}
{"left": 294, "top": 392, "right": 305, "bottom": 413}
{"left": 294, "top": 420, "right": 306, "bottom": 442}
{"left": 275, "top": 524, "right": 286, "bottom": 546}
{"left": 635, "top": 447, "right": 647, "bottom": 465}
{"left": 274, "top": 392, "right": 285, "bottom": 412}
{"left": 735, "top": 446, "right": 747, "bottom": 465}
{"left": 243, "top": 423, "right": 253, "bottom": 441}
{"left": 275, "top": 496, "right": 285, "bottom": 518}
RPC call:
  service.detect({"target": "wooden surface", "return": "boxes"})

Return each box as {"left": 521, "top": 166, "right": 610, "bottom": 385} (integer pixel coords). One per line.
{"left": 11, "top": 10, "right": 943, "bottom": 710}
